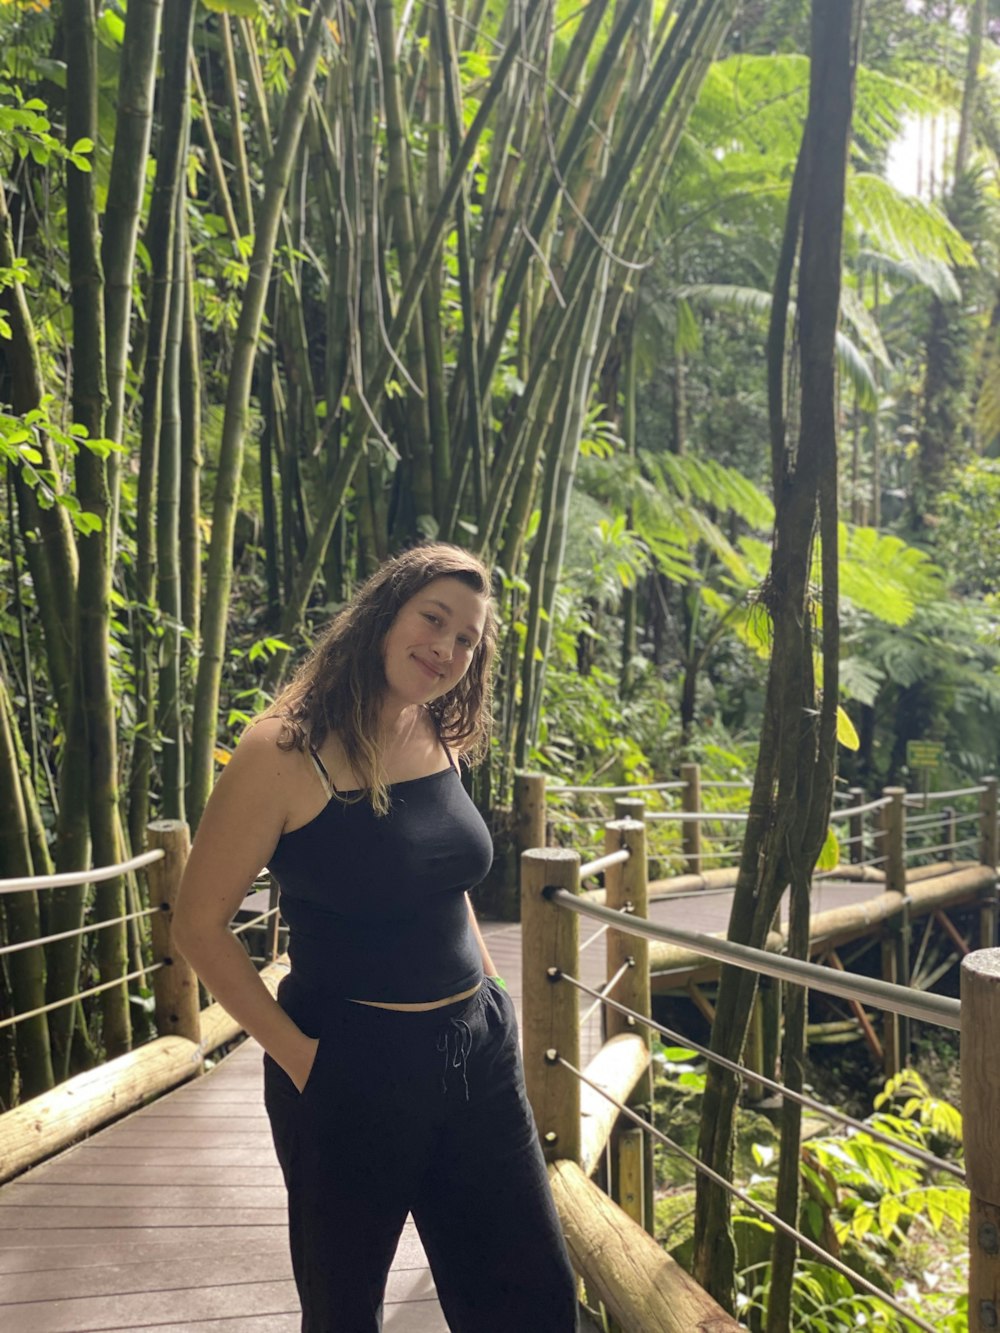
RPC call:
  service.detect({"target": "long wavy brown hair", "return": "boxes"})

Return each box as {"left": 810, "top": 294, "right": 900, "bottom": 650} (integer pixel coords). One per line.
{"left": 260, "top": 544, "right": 497, "bottom": 815}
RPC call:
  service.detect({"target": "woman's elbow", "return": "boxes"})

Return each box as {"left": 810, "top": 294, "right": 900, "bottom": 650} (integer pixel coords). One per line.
{"left": 170, "top": 907, "right": 221, "bottom": 965}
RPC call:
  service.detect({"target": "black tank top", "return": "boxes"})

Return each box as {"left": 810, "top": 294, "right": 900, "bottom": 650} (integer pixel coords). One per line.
{"left": 266, "top": 755, "right": 494, "bottom": 1003}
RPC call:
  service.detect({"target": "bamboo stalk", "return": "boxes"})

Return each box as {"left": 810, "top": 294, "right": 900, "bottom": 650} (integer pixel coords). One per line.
{"left": 129, "top": 0, "right": 197, "bottom": 851}
{"left": 0, "top": 677, "right": 53, "bottom": 1099}
{"left": 189, "top": 0, "right": 339, "bottom": 826}
{"left": 103, "top": 0, "right": 164, "bottom": 546}
{"left": 65, "top": 0, "right": 130, "bottom": 1059}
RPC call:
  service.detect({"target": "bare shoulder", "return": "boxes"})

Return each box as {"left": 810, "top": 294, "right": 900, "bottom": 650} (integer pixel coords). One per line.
{"left": 209, "top": 717, "right": 308, "bottom": 812}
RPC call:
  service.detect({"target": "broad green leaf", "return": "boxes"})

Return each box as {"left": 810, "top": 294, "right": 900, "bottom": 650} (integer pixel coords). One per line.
{"left": 816, "top": 825, "right": 839, "bottom": 872}
{"left": 836, "top": 706, "right": 860, "bottom": 751}
{"left": 202, "top": 0, "right": 259, "bottom": 14}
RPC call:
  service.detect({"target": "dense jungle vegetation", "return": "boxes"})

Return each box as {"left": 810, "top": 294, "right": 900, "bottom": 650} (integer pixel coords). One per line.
{"left": 1, "top": 0, "right": 997, "bottom": 1327}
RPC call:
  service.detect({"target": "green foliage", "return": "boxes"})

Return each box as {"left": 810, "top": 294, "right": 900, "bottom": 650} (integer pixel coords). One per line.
{"left": 737, "top": 1070, "right": 966, "bottom": 1331}
{"left": 936, "top": 460, "right": 1000, "bottom": 598}
{"left": 0, "top": 398, "right": 122, "bottom": 533}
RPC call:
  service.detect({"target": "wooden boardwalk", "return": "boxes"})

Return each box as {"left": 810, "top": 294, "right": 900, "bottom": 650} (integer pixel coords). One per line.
{"left": 0, "top": 921, "right": 609, "bottom": 1333}
{"left": 0, "top": 872, "right": 948, "bottom": 1330}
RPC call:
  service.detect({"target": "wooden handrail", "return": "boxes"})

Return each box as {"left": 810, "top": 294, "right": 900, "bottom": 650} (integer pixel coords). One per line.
{"left": 548, "top": 1160, "right": 739, "bottom": 1331}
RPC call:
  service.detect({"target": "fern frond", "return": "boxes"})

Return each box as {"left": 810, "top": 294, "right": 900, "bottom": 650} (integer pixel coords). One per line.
{"left": 856, "top": 248, "right": 961, "bottom": 303}
{"left": 848, "top": 172, "right": 976, "bottom": 270}
{"left": 677, "top": 284, "right": 878, "bottom": 410}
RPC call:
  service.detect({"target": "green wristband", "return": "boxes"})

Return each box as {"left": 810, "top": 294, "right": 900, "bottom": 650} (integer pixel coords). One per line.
{"left": 490, "top": 974, "right": 508, "bottom": 990}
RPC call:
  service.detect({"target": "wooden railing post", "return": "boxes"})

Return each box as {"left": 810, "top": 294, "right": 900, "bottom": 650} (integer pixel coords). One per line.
{"left": 604, "top": 815, "right": 655, "bottom": 1236}
{"left": 515, "top": 771, "right": 547, "bottom": 854}
{"left": 880, "top": 788, "right": 908, "bottom": 1073}
{"left": 514, "top": 771, "right": 547, "bottom": 924}
{"left": 521, "top": 847, "right": 581, "bottom": 1166}
{"left": 980, "top": 777, "right": 998, "bottom": 870}
{"left": 147, "top": 821, "right": 202, "bottom": 1051}
{"left": 681, "top": 762, "right": 701, "bottom": 876}
{"left": 962, "top": 949, "right": 1000, "bottom": 1332}
{"left": 604, "top": 819, "right": 649, "bottom": 1045}
{"left": 266, "top": 877, "right": 281, "bottom": 962}
{"left": 848, "top": 786, "right": 864, "bottom": 864}
{"left": 980, "top": 778, "right": 999, "bottom": 950}
{"left": 614, "top": 796, "right": 645, "bottom": 824}
{"left": 882, "top": 787, "right": 907, "bottom": 896}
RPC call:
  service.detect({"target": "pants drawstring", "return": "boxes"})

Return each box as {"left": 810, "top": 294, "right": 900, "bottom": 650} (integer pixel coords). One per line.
{"left": 435, "top": 1017, "right": 473, "bottom": 1100}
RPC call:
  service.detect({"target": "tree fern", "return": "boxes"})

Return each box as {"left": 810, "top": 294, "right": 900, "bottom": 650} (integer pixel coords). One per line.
{"left": 677, "top": 282, "right": 880, "bottom": 408}
{"left": 847, "top": 172, "right": 976, "bottom": 269}
{"left": 856, "top": 247, "right": 962, "bottom": 303}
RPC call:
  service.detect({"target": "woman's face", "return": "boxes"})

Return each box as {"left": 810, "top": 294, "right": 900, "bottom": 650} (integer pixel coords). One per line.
{"left": 381, "top": 576, "right": 489, "bottom": 708}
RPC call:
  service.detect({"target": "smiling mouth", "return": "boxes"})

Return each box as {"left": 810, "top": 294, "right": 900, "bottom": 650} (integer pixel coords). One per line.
{"left": 413, "top": 657, "right": 443, "bottom": 680}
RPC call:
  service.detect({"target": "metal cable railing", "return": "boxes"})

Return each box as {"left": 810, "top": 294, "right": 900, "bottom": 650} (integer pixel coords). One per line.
{"left": 231, "top": 904, "right": 282, "bottom": 938}
{"left": 829, "top": 796, "right": 890, "bottom": 821}
{"left": 579, "top": 848, "right": 630, "bottom": 881}
{"left": 578, "top": 959, "right": 633, "bottom": 1029}
{"left": 0, "top": 848, "right": 165, "bottom": 895}
{"left": 547, "top": 890, "right": 961, "bottom": 1029}
{"left": 522, "top": 771, "right": 996, "bottom": 1324}
{"left": 0, "top": 904, "right": 161, "bottom": 957}
{"left": 905, "top": 809, "right": 979, "bottom": 832}
{"left": 0, "top": 961, "right": 166, "bottom": 1030}
{"left": 578, "top": 924, "right": 611, "bottom": 954}
{"left": 561, "top": 971, "right": 963, "bottom": 1182}
{"left": 547, "top": 780, "right": 688, "bottom": 795}
{"left": 558, "top": 1053, "right": 939, "bottom": 1333}
{"left": 904, "top": 785, "right": 988, "bottom": 804}
{"left": 903, "top": 837, "right": 980, "bottom": 862}
{"left": 645, "top": 810, "right": 749, "bottom": 823}
{"left": 667, "top": 848, "right": 741, "bottom": 860}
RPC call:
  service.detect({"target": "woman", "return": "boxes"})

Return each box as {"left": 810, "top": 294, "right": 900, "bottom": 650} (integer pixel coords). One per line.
{"left": 173, "top": 543, "right": 579, "bottom": 1332}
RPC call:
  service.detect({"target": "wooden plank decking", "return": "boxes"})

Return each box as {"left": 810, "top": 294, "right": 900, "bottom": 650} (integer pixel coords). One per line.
{"left": 0, "top": 875, "right": 923, "bottom": 1330}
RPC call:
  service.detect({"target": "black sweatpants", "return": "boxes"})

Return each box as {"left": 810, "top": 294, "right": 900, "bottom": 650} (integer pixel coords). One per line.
{"left": 263, "top": 973, "right": 580, "bottom": 1332}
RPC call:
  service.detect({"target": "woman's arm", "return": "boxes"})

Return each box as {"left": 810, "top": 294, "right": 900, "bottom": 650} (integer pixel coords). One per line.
{"left": 172, "top": 721, "right": 319, "bottom": 1092}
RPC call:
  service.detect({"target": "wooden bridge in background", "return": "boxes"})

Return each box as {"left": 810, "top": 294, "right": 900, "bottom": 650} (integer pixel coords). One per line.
{"left": 1, "top": 770, "right": 998, "bottom": 1329}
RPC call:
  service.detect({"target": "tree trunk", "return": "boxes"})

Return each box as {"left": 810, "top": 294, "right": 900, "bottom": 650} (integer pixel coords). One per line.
{"left": 692, "top": 2, "right": 858, "bottom": 1314}
{"left": 954, "top": 0, "right": 986, "bottom": 181}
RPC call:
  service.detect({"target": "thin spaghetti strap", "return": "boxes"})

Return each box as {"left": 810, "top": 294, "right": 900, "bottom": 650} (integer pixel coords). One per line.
{"left": 307, "top": 745, "right": 334, "bottom": 799}
{"left": 427, "top": 707, "right": 459, "bottom": 773}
